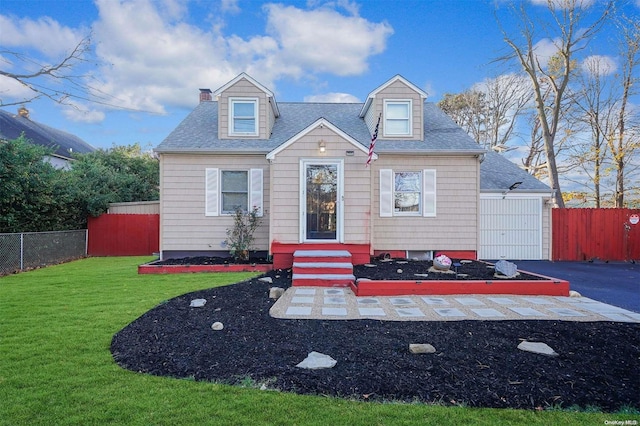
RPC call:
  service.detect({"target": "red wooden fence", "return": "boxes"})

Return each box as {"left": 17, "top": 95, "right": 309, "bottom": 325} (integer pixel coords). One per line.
{"left": 87, "top": 214, "right": 159, "bottom": 256}
{"left": 552, "top": 208, "right": 640, "bottom": 261}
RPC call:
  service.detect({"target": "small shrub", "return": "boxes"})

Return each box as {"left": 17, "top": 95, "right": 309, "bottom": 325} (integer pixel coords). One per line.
{"left": 224, "top": 207, "right": 261, "bottom": 262}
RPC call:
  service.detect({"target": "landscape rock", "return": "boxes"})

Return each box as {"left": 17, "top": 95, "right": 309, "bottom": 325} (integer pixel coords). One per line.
{"left": 569, "top": 290, "right": 582, "bottom": 298}
{"left": 409, "top": 343, "right": 436, "bottom": 354}
{"left": 433, "top": 254, "right": 452, "bottom": 270}
{"left": 397, "top": 269, "right": 403, "bottom": 274}
{"left": 269, "top": 287, "right": 285, "bottom": 299}
{"left": 259, "top": 277, "right": 273, "bottom": 284}
{"left": 495, "top": 260, "right": 518, "bottom": 278}
{"left": 190, "top": 299, "right": 206, "bottom": 308}
{"left": 414, "top": 273, "right": 429, "bottom": 277}
{"left": 296, "top": 351, "right": 337, "bottom": 370}
{"left": 517, "top": 341, "right": 558, "bottom": 356}
{"left": 211, "top": 322, "right": 224, "bottom": 331}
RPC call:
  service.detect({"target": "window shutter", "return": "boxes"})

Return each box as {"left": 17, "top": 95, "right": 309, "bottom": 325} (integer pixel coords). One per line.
{"left": 423, "top": 169, "right": 436, "bottom": 217}
{"left": 379, "top": 169, "right": 393, "bottom": 217}
{"left": 250, "top": 168, "right": 263, "bottom": 217}
{"left": 205, "top": 168, "right": 219, "bottom": 216}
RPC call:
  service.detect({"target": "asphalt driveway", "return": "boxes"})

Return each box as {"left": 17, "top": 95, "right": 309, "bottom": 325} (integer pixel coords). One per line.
{"left": 514, "top": 261, "right": 639, "bottom": 313}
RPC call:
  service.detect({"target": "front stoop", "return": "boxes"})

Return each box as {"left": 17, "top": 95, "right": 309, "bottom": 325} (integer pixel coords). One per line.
{"left": 292, "top": 250, "right": 355, "bottom": 287}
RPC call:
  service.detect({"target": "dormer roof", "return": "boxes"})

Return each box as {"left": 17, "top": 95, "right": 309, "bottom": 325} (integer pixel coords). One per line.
{"left": 359, "top": 74, "right": 428, "bottom": 118}
{"left": 213, "top": 72, "right": 280, "bottom": 117}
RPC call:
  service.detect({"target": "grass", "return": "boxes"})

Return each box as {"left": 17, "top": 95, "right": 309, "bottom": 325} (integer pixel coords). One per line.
{"left": 1, "top": 256, "right": 638, "bottom": 425}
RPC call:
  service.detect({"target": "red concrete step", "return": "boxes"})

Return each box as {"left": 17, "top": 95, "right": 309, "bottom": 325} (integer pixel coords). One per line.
{"left": 292, "top": 250, "right": 354, "bottom": 287}
{"left": 292, "top": 274, "right": 355, "bottom": 287}
{"left": 292, "top": 262, "right": 353, "bottom": 275}
{"left": 293, "top": 249, "right": 353, "bottom": 265}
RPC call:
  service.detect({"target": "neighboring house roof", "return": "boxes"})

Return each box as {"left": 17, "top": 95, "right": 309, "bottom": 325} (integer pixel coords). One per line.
{"left": 0, "top": 108, "right": 95, "bottom": 160}
{"left": 155, "top": 101, "right": 485, "bottom": 155}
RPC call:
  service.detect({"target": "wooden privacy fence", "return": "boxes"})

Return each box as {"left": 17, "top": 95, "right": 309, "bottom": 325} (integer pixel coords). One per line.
{"left": 87, "top": 214, "right": 159, "bottom": 256}
{"left": 552, "top": 208, "right": 640, "bottom": 261}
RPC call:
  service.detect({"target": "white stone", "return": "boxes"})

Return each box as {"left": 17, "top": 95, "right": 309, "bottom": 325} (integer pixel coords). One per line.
{"left": 211, "top": 322, "right": 224, "bottom": 331}
{"left": 569, "top": 290, "right": 582, "bottom": 297}
{"left": 259, "top": 277, "right": 273, "bottom": 284}
{"left": 517, "top": 341, "right": 558, "bottom": 356}
{"left": 397, "top": 269, "right": 403, "bottom": 274}
{"left": 296, "top": 351, "right": 337, "bottom": 369}
{"left": 269, "top": 287, "right": 284, "bottom": 299}
{"left": 364, "top": 264, "right": 377, "bottom": 268}
{"left": 495, "top": 260, "right": 518, "bottom": 278}
{"left": 190, "top": 299, "right": 206, "bottom": 307}
{"left": 414, "top": 273, "right": 429, "bottom": 277}
{"left": 409, "top": 343, "right": 436, "bottom": 354}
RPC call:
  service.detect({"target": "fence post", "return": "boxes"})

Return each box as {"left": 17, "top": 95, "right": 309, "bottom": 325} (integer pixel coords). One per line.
{"left": 20, "top": 233, "right": 24, "bottom": 271}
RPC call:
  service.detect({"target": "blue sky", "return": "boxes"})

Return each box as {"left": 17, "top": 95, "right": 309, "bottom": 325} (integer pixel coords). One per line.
{"left": 1, "top": 0, "right": 638, "bottom": 151}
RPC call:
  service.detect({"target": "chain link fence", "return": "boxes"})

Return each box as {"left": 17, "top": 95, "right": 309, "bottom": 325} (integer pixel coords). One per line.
{"left": 0, "top": 230, "right": 87, "bottom": 276}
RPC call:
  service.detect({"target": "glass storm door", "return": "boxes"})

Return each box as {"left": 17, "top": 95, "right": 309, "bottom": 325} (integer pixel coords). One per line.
{"left": 304, "top": 162, "right": 340, "bottom": 241}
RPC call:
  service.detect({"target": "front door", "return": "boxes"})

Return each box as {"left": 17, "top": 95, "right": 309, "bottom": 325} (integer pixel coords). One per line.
{"left": 301, "top": 160, "right": 343, "bottom": 242}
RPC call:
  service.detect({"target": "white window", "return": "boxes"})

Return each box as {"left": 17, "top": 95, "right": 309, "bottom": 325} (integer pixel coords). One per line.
{"left": 380, "top": 169, "right": 436, "bottom": 217}
{"left": 221, "top": 170, "right": 248, "bottom": 213}
{"left": 205, "top": 168, "right": 263, "bottom": 216}
{"left": 229, "top": 98, "right": 258, "bottom": 136}
{"left": 384, "top": 100, "right": 411, "bottom": 136}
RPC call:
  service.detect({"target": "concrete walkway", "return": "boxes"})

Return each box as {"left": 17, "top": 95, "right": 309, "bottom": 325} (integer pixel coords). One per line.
{"left": 270, "top": 287, "right": 640, "bottom": 322}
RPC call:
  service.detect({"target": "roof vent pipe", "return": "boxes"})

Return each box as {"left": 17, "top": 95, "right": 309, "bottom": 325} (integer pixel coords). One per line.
{"left": 199, "top": 89, "right": 212, "bottom": 102}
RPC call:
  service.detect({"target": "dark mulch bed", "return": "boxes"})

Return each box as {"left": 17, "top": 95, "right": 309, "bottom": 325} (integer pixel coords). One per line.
{"left": 150, "top": 256, "right": 546, "bottom": 281}
{"left": 151, "top": 256, "right": 272, "bottom": 265}
{"left": 353, "top": 258, "right": 547, "bottom": 281}
{"left": 111, "top": 269, "right": 640, "bottom": 412}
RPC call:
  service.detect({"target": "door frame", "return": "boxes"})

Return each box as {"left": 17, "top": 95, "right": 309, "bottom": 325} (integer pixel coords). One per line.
{"left": 299, "top": 158, "right": 344, "bottom": 243}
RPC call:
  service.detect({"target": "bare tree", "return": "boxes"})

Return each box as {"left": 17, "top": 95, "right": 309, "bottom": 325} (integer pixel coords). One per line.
{"left": 438, "top": 74, "right": 529, "bottom": 151}
{"left": 496, "top": 0, "right": 612, "bottom": 208}
{"left": 0, "top": 36, "right": 93, "bottom": 108}
{"left": 609, "top": 15, "right": 640, "bottom": 207}
{"left": 571, "top": 55, "right": 617, "bottom": 207}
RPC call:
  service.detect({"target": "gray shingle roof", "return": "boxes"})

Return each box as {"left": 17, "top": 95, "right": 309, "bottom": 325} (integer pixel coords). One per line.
{"left": 155, "top": 101, "right": 485, "bottom": 154}
{"left": 0, "top": 109, "right": 95, "bottom": 159}
{"left": 155, "top": 100, "right": 549, "bottom": 192}
{"left": 480, "top": 151, "right": 551, "bottom": 192}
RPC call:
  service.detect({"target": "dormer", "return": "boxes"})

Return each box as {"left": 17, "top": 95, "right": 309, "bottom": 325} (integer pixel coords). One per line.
{"left": 359, "top": 75, "right": 428, "bottom": 141}
{"left": 213, "top": 73, "right": 280, "bottom": 139}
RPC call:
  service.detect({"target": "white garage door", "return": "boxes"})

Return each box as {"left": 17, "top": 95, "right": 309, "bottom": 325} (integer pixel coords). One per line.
{"left": 479, "top": 198, "right": 542, "bottom": 260}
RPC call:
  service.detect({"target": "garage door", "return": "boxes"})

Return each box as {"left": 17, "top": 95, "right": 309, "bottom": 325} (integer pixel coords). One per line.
{"left": 479, "top": 198, "right": 542, "bottom": 260}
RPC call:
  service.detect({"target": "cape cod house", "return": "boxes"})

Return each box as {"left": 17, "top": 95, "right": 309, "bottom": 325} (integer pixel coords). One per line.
{"left": 154, "top": 73, "right": 553, "bottom": 269}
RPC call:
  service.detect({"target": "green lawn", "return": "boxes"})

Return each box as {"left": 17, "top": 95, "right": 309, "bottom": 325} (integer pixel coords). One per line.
{"left": 0, "top": 257, "right": 636, "bottom": 425}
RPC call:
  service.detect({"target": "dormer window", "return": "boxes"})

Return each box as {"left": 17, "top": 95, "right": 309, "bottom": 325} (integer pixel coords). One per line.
{"left": 383, "top": 100, "right": 412, "bottom": 137}
{"left": 230, "top": 98, "right": 258, "bottom": 136}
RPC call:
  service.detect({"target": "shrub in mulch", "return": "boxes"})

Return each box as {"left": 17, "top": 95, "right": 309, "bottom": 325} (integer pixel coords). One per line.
{"left": 111, "top": 270, "right": 640, "bottom": 412}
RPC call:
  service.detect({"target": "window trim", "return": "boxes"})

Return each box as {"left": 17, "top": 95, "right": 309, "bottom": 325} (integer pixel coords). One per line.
{"left": 220, "top": 170, "right": 249, "bottom": 215}
{"left": 383, "top": 99, "right": 412, "bottom": 137}
{"left": 379, "top": 169, "right": 436, "bottom": 218}
{"left": 393, "top": 171, "right": 422, "bottom": 216}
{"left": 205, "top": 168, "right": 263, "bottom": 217}
{"left": 229, "top": 97, "right": 259, "bottom": 136}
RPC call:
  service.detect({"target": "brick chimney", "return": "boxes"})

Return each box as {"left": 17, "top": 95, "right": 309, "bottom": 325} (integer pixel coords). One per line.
{"left": 18, "top": 106, "right": 30, "bottom": 119}
{"left": 199, "top": 89, "right": 212, "bottom": 102}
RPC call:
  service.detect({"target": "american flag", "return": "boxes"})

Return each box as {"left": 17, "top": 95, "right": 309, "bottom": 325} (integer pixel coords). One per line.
{"left": 366, "top": 113, "right": 381, "bottom": 166}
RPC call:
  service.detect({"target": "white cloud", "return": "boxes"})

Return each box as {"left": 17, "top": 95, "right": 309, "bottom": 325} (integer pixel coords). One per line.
{"left": 532, "top": 38, "right": 560, "bottom": 68}
{"left": 2, "top": 0, "right": 393, "bottom": 119}
{"left": 263, "top": 3, "right": 393, "bottom": 76}
{"left": 221, "top": 0, "right": 241, "bottom": 14}
{"left": 581, "top": 55, "right": 618, "bottom": 76}
{"left": 0, "top": 14, "right": 84, "bottom": 58}
{"left": 61, "top": 101, "right": 106, "bottom": 123}
{"left": 304, "top": 92, "right": 360, "bottom": 102}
